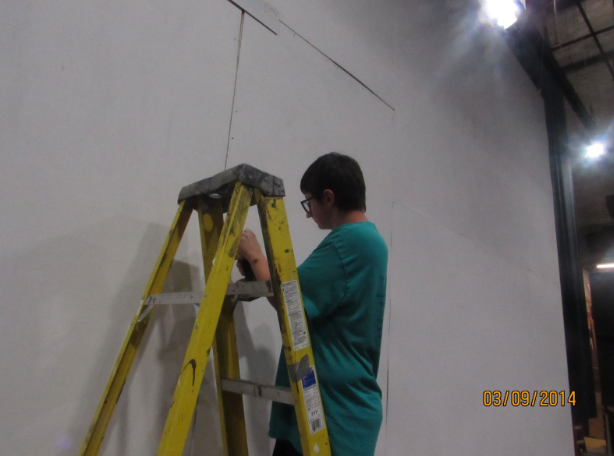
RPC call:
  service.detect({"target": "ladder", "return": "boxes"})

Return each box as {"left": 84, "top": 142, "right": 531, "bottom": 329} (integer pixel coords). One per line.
{"left": 79, "top": 164, "right": 331, "bottom": 456}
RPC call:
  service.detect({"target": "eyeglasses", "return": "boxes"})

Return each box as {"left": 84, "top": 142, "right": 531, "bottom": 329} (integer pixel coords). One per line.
{"left": 301, "top": 196, "right": 317, "bottom": 213}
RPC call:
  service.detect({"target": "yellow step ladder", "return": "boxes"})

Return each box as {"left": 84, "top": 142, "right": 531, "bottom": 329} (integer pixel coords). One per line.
{"left": 79, "top": 164, "right": 331, "bottom": 456}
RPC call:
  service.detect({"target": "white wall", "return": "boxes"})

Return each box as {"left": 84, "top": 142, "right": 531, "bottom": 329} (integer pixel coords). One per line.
{"left": 0, "top": 0, "right": 572, "bottom": 455}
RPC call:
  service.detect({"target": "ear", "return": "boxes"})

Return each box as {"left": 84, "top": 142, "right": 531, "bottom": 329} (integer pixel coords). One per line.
{"left": 323, "top": 189, "right": 335, "bottom": 205}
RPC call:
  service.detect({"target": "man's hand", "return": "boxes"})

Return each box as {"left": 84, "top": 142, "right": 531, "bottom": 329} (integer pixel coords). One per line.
{"left": 235, "top": 229, "right": 274, "bottom": 307}
{"left": 238, "top": 229, "right": 263, "bottom": 264}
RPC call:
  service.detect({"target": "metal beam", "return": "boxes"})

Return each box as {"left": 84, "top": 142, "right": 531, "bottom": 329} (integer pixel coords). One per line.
{"left": 503, "top": 14, "right": 597, "bottom": 428}
{"left": 572, "top": 1, "right": 614, "bottom": 81}
{"left": 551, "top": 23, "right": 614, "bottom": 51}
{"left": 504, "top": 18, "right": 597, "bottom": 134}
{"left": 543, "top": 77, "right": 596, "bottom": 428}
{"left": 561, "top": 50, "right": 614, "bottom": 73}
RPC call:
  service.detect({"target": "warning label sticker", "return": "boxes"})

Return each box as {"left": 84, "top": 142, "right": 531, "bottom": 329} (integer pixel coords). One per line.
{"left": 302, "top": 367, "right": 325, "bottom": 435}
{"left": 281, "top": 280, "right": 309, "bottom": 351}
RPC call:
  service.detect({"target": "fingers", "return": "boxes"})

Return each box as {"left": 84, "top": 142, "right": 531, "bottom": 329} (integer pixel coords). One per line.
{"left": 236, "top": 259, "right": 245, "bottom": 276}
{"left": 236, "top": 249, "right": 246, "bottom": 277}
{"left": 237, "top": 229, "right": 261, "bottom": 262}
{"left": 240, "top": 229, "right": 255, "bottom": 247}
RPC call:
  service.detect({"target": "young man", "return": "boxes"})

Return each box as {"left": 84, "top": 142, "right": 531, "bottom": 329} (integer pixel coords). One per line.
{"left": 237, "top": 152, "right": 388, "bottom": 456}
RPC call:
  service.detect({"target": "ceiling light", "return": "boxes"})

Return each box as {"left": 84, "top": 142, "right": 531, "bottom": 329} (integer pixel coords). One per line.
{"left": 596, "top": 263, "right": 614, "bottom": 269}
{"left": 483, "top": 0, "right": 525, "bottom": 29}
{"left": 586, "top": 142, "right": 606, "bottom": 159}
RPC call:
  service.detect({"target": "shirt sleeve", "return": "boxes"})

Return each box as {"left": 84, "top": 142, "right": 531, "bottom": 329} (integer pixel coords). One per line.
{"left": 297, "top": 239, "right": 347, "bottom": 321}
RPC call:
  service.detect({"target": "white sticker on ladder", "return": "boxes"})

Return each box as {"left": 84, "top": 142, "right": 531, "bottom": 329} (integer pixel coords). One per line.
{"left": 281, "top": 280, "right": 309, "bottom": 351}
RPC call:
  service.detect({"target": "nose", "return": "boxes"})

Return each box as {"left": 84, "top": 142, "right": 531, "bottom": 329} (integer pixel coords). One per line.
{"left": 306, "top": 212, "right": 312, "bottom": 219}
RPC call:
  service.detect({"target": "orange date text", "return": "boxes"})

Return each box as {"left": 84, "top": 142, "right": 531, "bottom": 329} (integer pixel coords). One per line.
{"left": 483, "top": 390, "right": 576, "bottom": 407}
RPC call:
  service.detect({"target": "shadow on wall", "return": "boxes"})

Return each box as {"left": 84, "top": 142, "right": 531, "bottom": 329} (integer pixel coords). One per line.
{"left": 60, "top": 220, "right": 221, "bottom": 456}
{"left": 149, "top": 261, "right": 224, "bottom": 456}
{"left": 235, "top": 302, "right": 278, "bottom": 454}
{"left": 0, "top": 215, "right": 226, "bottom": 455}
{"left": 87, "top": 226, "right": 223, "bottom": 456}
{"left": 0, "top": 218, "right": 166, "bottom": 454}
{"left": 190, "top": 299, "right": 278, "bottom": 454}
{"left": 0, "top": 213, "right": 277, "bottom": 455}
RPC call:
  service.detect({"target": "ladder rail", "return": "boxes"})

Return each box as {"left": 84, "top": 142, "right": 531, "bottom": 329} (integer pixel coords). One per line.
{"left": 198, "top": 198, "right": 249, "bottom": 456}
{"left": 256, "top": 191, "right": 331, "bottom": 456}
{"left": 156, "top": 182, "right": 252, "bottom": 456}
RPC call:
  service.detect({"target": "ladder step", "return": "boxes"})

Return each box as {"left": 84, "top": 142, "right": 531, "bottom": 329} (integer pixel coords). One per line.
{"left": 221, "top": 379, "right": 294, "bottom": 405}
{"left": 227, "top": 281, "right": 274, "bottom": 298}
{"left": 145, "top": 281, "right": 273, "bottom": 306}
{"left": 146, "top": 291, "right": 202, "bottom": 306}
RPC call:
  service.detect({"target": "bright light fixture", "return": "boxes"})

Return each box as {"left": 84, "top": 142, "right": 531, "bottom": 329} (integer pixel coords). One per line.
{"left": 586, "top": 142, "right": 606, "bottom": 159}
{"left": 597, "top": 263, "right": 614, "bottom": 269}
{"left": 483, "top": 0, "right": 524, "bottom": 29}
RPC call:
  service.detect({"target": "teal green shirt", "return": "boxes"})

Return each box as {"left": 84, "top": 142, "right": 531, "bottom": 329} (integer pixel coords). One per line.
{"left": 269, "top": 221, "right": 388, "bottom": 456}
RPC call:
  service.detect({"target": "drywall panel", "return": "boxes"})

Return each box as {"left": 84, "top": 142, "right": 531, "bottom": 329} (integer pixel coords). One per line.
{"left": 387, "top": 205, "right": 571, "bottom": 455}
{"left": 263, "top": 0, "right": 397, "bottom": 108}
{"left": 391, "top": 3, "right": 560, "bottom": 287}
{"left": 224, "top": 14, "right": 395, "bottom": 456}
{"left": 383, "top": 5, "right": 571, "bottom": 454}
{"left": 0, "top": 0, "right": 242, "bottom": 454}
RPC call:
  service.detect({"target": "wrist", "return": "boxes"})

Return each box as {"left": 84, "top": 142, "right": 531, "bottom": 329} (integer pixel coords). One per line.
{"left": 247, "top": 251, "right": 265, "bottom": 265}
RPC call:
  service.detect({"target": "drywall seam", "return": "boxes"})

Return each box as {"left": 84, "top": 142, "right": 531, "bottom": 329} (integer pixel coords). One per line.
{"left": 227, "top": 0, "right": 279, "bottom": 35}
{"left": 279, "top": 20, "right": 395, "bottom": 111}
{"left": 395, "top": 199, "right": 559, "bottom": 285}
{"left": 225, "top": 12, "right": 246, "bottom": 171}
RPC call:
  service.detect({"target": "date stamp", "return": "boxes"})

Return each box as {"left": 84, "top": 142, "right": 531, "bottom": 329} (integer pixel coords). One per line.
{"left": 483, "top": 390, "right": 576, "bottom": 407}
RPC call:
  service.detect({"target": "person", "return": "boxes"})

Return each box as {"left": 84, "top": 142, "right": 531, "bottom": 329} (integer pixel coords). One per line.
{"left": 236, "top": 152, "right": 388, "bottom": 456}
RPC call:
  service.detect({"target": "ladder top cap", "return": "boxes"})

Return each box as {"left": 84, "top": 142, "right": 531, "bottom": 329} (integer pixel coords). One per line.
{"left": 178, "top": 164, "right": 285, "bottom": 204}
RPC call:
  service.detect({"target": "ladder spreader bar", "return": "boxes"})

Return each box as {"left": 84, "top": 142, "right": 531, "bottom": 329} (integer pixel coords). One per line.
{"left": 145, "top": 282, "right": 274, "bottom": 306}
{"left": 221, "top": 379, "right": 294, "bottom": 405}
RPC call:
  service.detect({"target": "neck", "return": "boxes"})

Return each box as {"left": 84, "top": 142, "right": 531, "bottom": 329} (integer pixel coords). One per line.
{"left": 328, "top": 210, "right": 368, "bottom": 229}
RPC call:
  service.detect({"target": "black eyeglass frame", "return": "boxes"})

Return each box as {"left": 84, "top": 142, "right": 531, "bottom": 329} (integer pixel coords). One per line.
{"left": 300, "top": 196, "right": 317, "bottom": 213}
